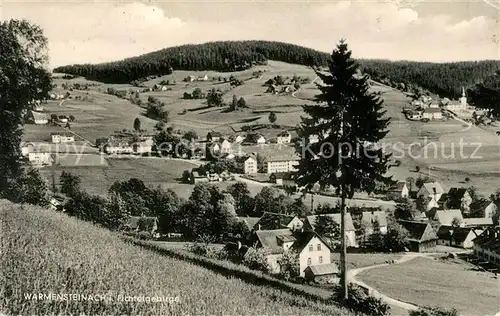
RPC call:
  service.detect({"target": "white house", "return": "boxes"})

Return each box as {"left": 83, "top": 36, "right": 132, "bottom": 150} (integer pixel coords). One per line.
{"left": 262, "top": 155, "right": 300, "bottom": 174}
{"left": 304, "top": 213, "right": 358, "bottom": 248}
{"left": 422, "top": 108, "right": 443, "bottom": 120}
{"left": 243, "top": 156, "right": 258, "bottom": 174}
{"left": 484, "top": 201, "right": 498, "bottom": 219}
{"left": 104, "top": 139, "right": 134, "bottom": 154}
{"left": 234, "top": 135, "right": 245, "bottom": 143}
{"left": 220, "top": 139, "right": 232, "bottom": 154}
{"left": 28, "top": 152, "right": 52, "bottom": 165}
{"left": 418, "top": 182, "right": 444, "bottom": 210}
{"left": 51, "top": 132, "right": 75, "bottom": 144}
{"left": 428, "top": 102, "right": 440, "bottom": 109}
{"left": 277, "top": 131, "right": 291, "bottom": 144}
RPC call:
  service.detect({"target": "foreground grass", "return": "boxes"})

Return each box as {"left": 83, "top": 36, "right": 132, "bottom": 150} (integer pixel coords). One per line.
{"left": 0, "top": 200, "right": 353, "bottom": 315}
{"left": 357, "top": 257, "right": 500, "bottom": 316}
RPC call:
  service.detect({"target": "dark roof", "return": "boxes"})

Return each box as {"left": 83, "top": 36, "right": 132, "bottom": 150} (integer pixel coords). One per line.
{"left": 255, "top": 212, "right": 299, "bottom": 230}
{"left": 390, "top": 181, "right": 407, "bottom": 192}
{"left": 424, "top": 108, "right": 442, "bottom": 113}
{"left": 277, "top": 131, "right": 291, "bottom": 137}
{"left": 398, "top": 220, "right": 438, "bottom": 242}
{"left": 436, "top": 226, "right": 479, "bottom": 243}
{"left": 237, "top": 216, "right": 261, "bottom": 231}
{"left": 446, "top": 188, "right": 468, "bottom": 208}
{"left": 304, "top": 263, "right": 339, "bottom": 276}
{"left": 50, "top": 132, "right": 74, "bottom": 137}
{"left": 124, "top": 216, "right": 158, "bottom": 231}
{"left": 270, "top": 172, "right": 295, "bottom": 180}
{"left": 472, "top": 227, "right": 500, "bottom": 254}
{"left": 207, "top": 131, "right": 222, "bottom": 137}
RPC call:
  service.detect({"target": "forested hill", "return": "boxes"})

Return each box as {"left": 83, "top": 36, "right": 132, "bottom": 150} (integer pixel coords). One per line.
{"left": 53, "top": 41, "right": 329, "bottom": 83}
{"left": 54, "top": 40, "right": 500, "bottom": 99}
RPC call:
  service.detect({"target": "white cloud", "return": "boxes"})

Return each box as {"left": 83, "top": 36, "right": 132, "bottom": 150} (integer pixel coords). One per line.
{"left": 3, "top": 1, "right": 498, "bottom": 67}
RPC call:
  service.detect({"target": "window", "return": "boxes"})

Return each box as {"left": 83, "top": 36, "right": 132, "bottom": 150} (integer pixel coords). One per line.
{"left": 317, "top": 244, "right": 322, "bottom": 251}
{"left": 319, "top": 256, "right": 323, "bottom": 264}
{"left": 307, "top": 258, "right": 311, "bottom": 266}
{"left": 308, "top": 245, "right": 313, "bottom": 252}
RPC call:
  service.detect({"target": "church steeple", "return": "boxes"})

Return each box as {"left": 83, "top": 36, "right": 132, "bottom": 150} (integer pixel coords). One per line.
{"left": 460, "top": 87, "right": 467, "bottom": 107}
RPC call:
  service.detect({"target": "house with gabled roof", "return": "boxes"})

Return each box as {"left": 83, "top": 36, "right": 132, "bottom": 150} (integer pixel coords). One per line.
{"left": 123, "top": 216, "right": 159, "bottom": 238}
{"left": 417, "top": 182, "right": 444, "bottom": 210}
{"left": 304, "top": 213, "right": 357, "bottom": 248}
{"left": 254, "top": 212, "right": 303, "bottom": 231}
{"left": 398, "top": 220, "right": 438, "bottom": 252}
{"left": 361, "top": 210, "right": 388, "bottom": 235}
{"left": 473, "top": 227, "right": 500, "bottom": 268}
{"left": 462, "top": 217, "right": 494, "bottom": 227}
{"left": 387, "top": 181, "right": 409, "bottom": 200}
{"left": 206, "top": 131, "right": 222, "bottom": 142}
{"left": 437, "top": 226, "right": 482, "bottom": 249}
{"left": 28, "top": 111, "right": 49, "bottom": 125}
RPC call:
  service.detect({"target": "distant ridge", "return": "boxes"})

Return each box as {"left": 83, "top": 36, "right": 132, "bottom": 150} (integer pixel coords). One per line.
{"left": 54, "top": 40, "right": 500, "bottom": 99}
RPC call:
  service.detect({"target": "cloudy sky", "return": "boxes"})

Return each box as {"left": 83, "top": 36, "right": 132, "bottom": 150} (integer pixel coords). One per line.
{"left": 2, "top": 0, "right": 499, "bottom": 67}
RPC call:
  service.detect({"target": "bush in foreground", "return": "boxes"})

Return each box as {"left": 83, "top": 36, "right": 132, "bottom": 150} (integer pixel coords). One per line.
{"left": 332, "top": 284, "right": 390, "bottom": 316}
{"left": 410, "top": 307, "right": 459, "bottom": 316}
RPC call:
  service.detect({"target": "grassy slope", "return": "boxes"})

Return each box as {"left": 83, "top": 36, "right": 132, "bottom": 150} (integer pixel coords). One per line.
{"left": 0, "top": 199, "right": 353, "bottom": 315}
{"left": 357, "top": 257, "right": 500, "bottom": 316}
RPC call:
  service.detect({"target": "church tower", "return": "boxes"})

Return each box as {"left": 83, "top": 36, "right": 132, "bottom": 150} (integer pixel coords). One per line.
{"left": 460, "top": 87, "right": 467, "bottom": 107}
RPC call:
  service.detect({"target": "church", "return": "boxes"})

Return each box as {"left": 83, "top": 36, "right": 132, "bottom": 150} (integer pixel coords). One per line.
{"left": 446, "top": 87, "right": 468, "bottom": 112}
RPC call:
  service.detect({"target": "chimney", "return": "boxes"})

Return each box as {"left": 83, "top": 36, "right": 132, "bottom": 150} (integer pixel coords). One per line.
{"left": 237, "top": 241, "right": 242, "bottom": 250}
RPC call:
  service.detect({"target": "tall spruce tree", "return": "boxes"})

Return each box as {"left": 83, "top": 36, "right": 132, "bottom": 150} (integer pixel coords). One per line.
{"left": 295, "top": 40, "right": 393, "bottom": 300}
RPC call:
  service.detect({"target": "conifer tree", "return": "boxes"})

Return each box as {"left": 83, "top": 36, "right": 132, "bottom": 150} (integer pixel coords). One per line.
{"left": 295, "top": 40, "right": 393, "bottom": 300}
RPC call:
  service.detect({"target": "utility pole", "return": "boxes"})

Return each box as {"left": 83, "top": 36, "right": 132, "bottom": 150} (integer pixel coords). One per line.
{"left": 50, "top": 154, "right": 57, "bottom": 194}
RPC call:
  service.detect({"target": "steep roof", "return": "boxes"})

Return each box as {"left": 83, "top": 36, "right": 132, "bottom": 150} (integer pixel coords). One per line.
{"left": 255, "top": 212, "right": 299, "bottom": 230}
{"left": 124, "top": 216, "right": 158, "bottom": 231}
{"left": 30, "top": 111, "right": 48, "bottom": 120}
{"left": 290, "top": 231, "right": 334, "bottom": 253}
{"left": 254, "top": 229, "right": 293, "bottom": 253}
{"left": 390, "top": 181, "right": 407, "bottom": 192}
{"left": 436, "top": 226, "right": 479, "bottom": 243}
{"left": 421, "top": 182, "right": 444, "bottom": 195}
{"left": 304, "top": 263, "right": 339, "bottom": 276}
{"left": 361, "top": 211, "right": 388, "bottom": 228}
{"left": 434, "top": 210, "right": 463, "bottom": 226}
{"left": 237, "top": 216, "right": 261, "bottom": 231}
{"left": 398, "top": 220, "right": 438, "bottom": 242}
{"left": 306, "top": 213, "right": 355, "bottom": 231}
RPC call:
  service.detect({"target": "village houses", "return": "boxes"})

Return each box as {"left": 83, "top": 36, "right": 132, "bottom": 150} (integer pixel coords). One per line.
{"left": 422, "top": 108, "right": 443, "bottom": 120}
{"left": 51, "top": 132, "right": 75, "bottom": 144}
{"left": 417, "top": 182, "right": 444, "bottom": 210}
{"left": 276, "top": 131, "right": 292, "bottom": 144}
{"left": 397, "top": 220, "right": 438, "bottom": 252}
{"left": 445, "top": 87, "right": 468, "bottom": 112}
{"left": 437, "top": 226, "right": 482, "bottom": 249}
{"left": 28, "top": 111, "right": 49, "bottom": 125}
{"left": 254, "top": 212, "right": 304, "bottom": 231}
{"left": 262, "top": 155, "right": 299, "bottom": 174}
{"left": 387, "top": 181, "right": 409, "bottom": 200}
{"left": 28, "top": 152, "right": 52, "bottom": 166}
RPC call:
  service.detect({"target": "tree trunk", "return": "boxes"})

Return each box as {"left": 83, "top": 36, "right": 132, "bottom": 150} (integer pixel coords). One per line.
{"left": 339, "top": 184, "right": 348, "bottom": 300}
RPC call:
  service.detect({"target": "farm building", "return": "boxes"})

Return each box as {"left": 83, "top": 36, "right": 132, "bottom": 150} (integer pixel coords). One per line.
{"left": 422, "top": 108, "right": 443, "bottom": 120}
{"left": 387, "top": 181, "right": 409, "bottom": 200}
{"left": 437, "top": 226, "right": 482, "bottom": 249}
{"left": 407, "top": 110, "right": 423, "bottom": 120}
{"left": 473, "top": 227, "right": 500, "bottom": 268}
{"left": 262, "top": 155, "right": 299, "bottom": 174}
{"left": 445, "top": 187, "right": 473, "bottom": 211}
{"left": 245, "top": 133, "right": 266, "bottom": 145}
{"left": 484, "top": 201, "right": 498, "bottom": 219}
{"left": 398, "top": 220, "right": 438, "bottom": 252}
{"left": 304, "top": 263, "right": 339, "bottom": 284}
{"left": 417, "top": 182, "right": 444, "bottom": 210}
{"left": 104, "top": 139, "right": 133, "bottom": 154}
{"left": 277, "top": 131, "right": 292, "bottom": 144}
{"left": 304, "top": 214, "right": 357, "bottom": 248}
{"left": 28, "top": 111, "right": 49, "bottom": 125}
{"left": 433, "top": 209, "right": 463, "bottom": 226}
{"left": 190, "top": 171, "right": 209, "bottom": 184}
{"left": 51, "top": 132, "right": 75, "bottom": 144}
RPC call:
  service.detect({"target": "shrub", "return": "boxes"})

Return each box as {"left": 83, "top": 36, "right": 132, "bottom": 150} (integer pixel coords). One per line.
{"left": 242, "top": 247, "right": 270, "bottom": 273}
{"left": 333, "top": 284, "right": 390, "bottom": 316}
{"left": 410, "top": 307, "right": 459, "bottom": 316}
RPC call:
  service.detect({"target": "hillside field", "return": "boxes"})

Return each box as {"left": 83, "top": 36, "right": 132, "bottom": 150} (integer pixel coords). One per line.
{"left": 357, "top": 257, "right": 500, "bottom": 316}
{"left": 1, "top": 199, "right": 354, "bottom": 315}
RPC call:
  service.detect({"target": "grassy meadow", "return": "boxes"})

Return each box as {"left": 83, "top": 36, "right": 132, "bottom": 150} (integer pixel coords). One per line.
{"left": 1, "top": 199, "right": 356, "bottom": 315}
{"left": 357, "top": 257, "right": 500, "bottom": 316}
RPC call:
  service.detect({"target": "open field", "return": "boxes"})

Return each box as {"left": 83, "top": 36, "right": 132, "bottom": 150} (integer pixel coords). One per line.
{"left": 1, "top": 199, "right": 353, "bottom": 315}
{"left": 40, "top": 158, "right": 198, "bottom": 196}
{"left": 331, "top": 253, "right": 403, "bottom": 271}
{"left": 357, "top": 257, "right": 500, "bottom": 316}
